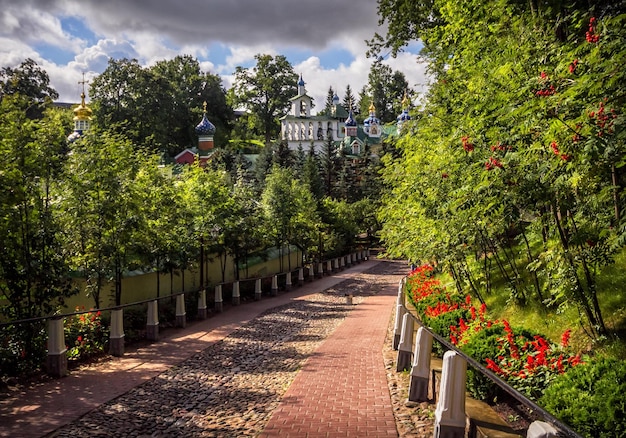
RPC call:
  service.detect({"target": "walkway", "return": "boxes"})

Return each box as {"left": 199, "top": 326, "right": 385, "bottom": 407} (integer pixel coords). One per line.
{"left": 0, "top": 260, "right": 405, "bottom": 438}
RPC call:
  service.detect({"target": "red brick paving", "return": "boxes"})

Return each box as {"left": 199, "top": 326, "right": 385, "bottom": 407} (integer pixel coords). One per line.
{"left": 259, "top": 280, "right": 400, "bottom": 437}
{"left": 0, "top": 261, "right": 401, "bottom": 438}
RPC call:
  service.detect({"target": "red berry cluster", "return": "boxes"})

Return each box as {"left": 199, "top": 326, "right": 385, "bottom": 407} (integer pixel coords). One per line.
{"left": 589, "top": 100, "right": 617, "bottom": 137}
{"left": 550, "top": 141, "right": 571, "bottom": 161}
{"left": 586, "top": 17, "right": 600, "bottom": 43}
{"left": 490, "top": 142, "right": 508, "bottom": 152}
{"left": 568, "top": 59, "right": 579, "bottom": 74}
{"left": 485, "top": 156, "right": 503, "bottom": 170}
{"left": 441, "top": 172, "right": 449, "bottom": 179}
{"left": 461, "top": 136, "right": 474, "bottom": 152}
{"left": 535, "top": 71, "right": 555, "bottom": 96}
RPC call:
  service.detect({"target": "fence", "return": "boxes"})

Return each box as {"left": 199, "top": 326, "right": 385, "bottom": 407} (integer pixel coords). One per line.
{"left": 391, "top": 276, "right": 583, "bottom": 438}
{"left": 0, "top": 250, "right": 370, "bottom": 379}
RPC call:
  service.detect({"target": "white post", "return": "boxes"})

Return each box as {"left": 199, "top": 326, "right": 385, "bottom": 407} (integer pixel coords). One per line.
{"left": 326, "top": 260, "right": 332, "bottom": 274}
{"left": 408, "top": 327, "right": 433, "bottom": 401}
{"left": 298, "top": 268, "right": 304, "bottom": 286}
{"left": 396, "top": 312, "right": 414, "bottom": 371}
{"left": 46, "top": 317, "right": 67, "bottom": 377}
{"left": 197, "top": 289, "right": 207, "bottom": 319}
{"left": 317, "top": 262, "right": 324, "bottom": 278}
{"left": 109, "top": 308, "right": 125, "bottom": 356}
{"left": 398, "top": 280, "right": 405, "bottom": 307}
{"left": 393, "top": 302, "right": 406, "bottom": 350}
{"left": 255, "top": 278, "right": 262, "bottom": 300}
{"left": 345, "top": 254, "right": 351, "bottom": 268}
{"left": 271, "top": 275, "right": 278, "bottom": 296}
{"left": 232, "top": 281, "right": 240, "bottom": 305}
{"left": 333, "top": 258, "right": 339, "bottom": 272}
{"left": 286, "top": 272, "right": 293, "bottom": 290}
{"left": 146, "top": 300, "right": 159, "bottom": 340}
{"left": 434, "top": 351, "right": 467, "bottom": 438}
{"left": 214, "top": 284, "right": 223, "bottom": 312}
{"left": 340, "top": 257, "right": 345, "bottom": 269}
{"left": 175, "top": 294, "right": 186, "bottom": 328}
{"left": 526, "top": 421, "right": 559, "bottom": 438}
{"left": 308, "top": 265, "right": 314, "bottom": 281}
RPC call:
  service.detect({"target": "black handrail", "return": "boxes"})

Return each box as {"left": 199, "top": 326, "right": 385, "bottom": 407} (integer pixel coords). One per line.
{"left": 402, "top": 303, "right": 583, "bottom": 438}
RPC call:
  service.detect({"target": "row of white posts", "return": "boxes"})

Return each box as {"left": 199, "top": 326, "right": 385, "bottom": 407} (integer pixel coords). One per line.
{"left": 393, "top": 279, "right": 562, "bottom": 438}
{"left": 46, "top": 250, "right": 370, "bottom": 378}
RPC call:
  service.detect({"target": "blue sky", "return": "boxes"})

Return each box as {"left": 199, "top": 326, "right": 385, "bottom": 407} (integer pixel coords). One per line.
{"left": 0, "top": 0, "right": 428, "bottom": 112}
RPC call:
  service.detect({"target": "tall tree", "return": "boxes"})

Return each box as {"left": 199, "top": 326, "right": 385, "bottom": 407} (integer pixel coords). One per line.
{"left": 0, "top": 58, "right": 59, "bottom": 119}
{"left": 342, "top": 84, "right": 357, "bottom": 114}
{"left": 0, "top": 96, "right": 74, "bottom": 322}
{"left": 231, "top": 54, "right": 298, "bottom": 146}
{"left": 367, "top": 62, "right": 409, "bottom": 123}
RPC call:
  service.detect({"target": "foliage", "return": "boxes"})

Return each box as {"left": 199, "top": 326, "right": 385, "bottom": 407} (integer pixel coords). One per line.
{"left": 540, "top": 357, "right": 626, "bottom": 438}
{"left": 230, "top": 54, "right": 298, "bottom": 146}
{"left": 65, "top": 307, "right": 107, "bottom": 361}
{"left": 0, "top": 58, "right": 58, "bottom": 119}
{"left": 378, "top": 1, "right": 626, "bottom": 339}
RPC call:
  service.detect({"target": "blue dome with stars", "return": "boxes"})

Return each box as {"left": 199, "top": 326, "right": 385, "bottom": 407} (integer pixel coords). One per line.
{"left": 397, "top": 109, "right": 411, "bottom": 122}
{"left": 345, "top": 111, "right": 357, "bottom": 127}
{"left": 195, "top": 102, "right": 216, "bottom": 136}
{"left": 298, "top": 74, "right": 305, "bottom": 87}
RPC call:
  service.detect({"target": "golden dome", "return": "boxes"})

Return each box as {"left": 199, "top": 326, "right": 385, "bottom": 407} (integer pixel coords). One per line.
{"left": 73, "top": 92, "right": 93, "bottom": 121}
{"left": 368, "top": 102, "right": 376, "bottom": 114}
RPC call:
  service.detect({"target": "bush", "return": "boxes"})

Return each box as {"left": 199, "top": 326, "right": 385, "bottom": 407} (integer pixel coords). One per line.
{"left": 540, "top": 358, "right": 626, "bottom": 438}
{"left": 65, "top": 308, "right": 107, "bottom": 361}
{"left": 461, "top": 325, "right": 506, "bottom": 401}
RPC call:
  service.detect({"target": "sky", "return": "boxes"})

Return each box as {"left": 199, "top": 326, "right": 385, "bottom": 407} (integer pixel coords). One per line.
{"left": 0, "top": 0, "right": 428, "bottom": 115}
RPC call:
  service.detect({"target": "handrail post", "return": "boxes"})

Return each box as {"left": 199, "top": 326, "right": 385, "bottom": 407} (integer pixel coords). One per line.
{"left": 393, "top": 302, "right": 406, "bottom": 350}
{"left": 109, "top": 308, "right": 125, "bottom": 356}
{"left": 271, "top": 275, "right": 278, "bottom": 296}
{"left": 527, "top": 421, "right": 559, "bottom": 438}
{"left": 232, "top": 281, "right": 240, "bottom": 306}
{"left": 397, "top": 312, "right": 414, "bottom": 371}
{"left": 326, "top": 260, "right": 332, "bottom": 274}
{"left": 255, "top": 278, "right": 262, "bottom": 301}
{"left": 197, "top": 289, "right": 208, "bottom": 319}
{"left": 317, "top": 262, "right": 324, "bottom": 278}
{"left": 175, "top": 294, "right": 186, "bottom": 328}
{"left": 340, "top": 256, "right": 345, "bottom": 270}
{"left": 434, "top": 351, "right": 467, "bottom": 438}
{"left": 146, "top": 300, "right": 159, "bottom": 341}
{"left": 298, "top": 268, "right": 304, "bottom": 286}
{"left": 46, "top": 317, "right": 67, "bottom": 377}
{"left": 286, "top": 272, "right": 293, "bottom": 290}
{"left": 214, "top": 285, "right": 223, "bottom": 312}
{"left": 408, "top": 327, "right": 433, "bottom": 402}
{"left": 307, "top": 265, "right": 314, "bottom": 282}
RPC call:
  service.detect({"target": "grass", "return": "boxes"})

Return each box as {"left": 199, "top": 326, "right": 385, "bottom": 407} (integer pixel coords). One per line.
{"left": 444, "top": 246, "right": 626, "bottom": 360}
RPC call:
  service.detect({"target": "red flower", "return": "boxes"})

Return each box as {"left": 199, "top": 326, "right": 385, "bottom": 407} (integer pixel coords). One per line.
{"left": 569, "top": 59, "right": 579, "bottom": 74}
{"left": 561, "top": 329, "right": 572, "bottom": 348}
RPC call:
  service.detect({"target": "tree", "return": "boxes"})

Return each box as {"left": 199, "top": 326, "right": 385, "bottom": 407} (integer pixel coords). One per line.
{"left": 319, "top": 137, "right": 341, "bottom": 198}
{"left": 342, "top": 85, "right": 357, "bottom": 114}
{"left": 231, "top": 54, "right": 298, "bottom": 146}
{"left": 261, "top": 165, "right": 319, "bottom": 271}
{"left": 0, "top": 96, "right": 74, "bottom": 321}
{"left": 319, "top": 86, "right": 335, "bottom": 116}
{"left": 0, "top": 58, "right": 59, "bottom": 119}
{"left": 377, "top": 0, "right": 626, "bottom": 337}
{"left": 366, "top": 62, "right": 409, "bottom": 123}
{"left": 60, "top": 129, "right": 144, "bottom": 307}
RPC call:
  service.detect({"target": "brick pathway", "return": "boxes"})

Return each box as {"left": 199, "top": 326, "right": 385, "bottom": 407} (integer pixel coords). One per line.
{"left": 259, "top": 282, "right": 399, "bottom": 437}
{"left": 0, "top": 260, "right": 403, "bottom": 438}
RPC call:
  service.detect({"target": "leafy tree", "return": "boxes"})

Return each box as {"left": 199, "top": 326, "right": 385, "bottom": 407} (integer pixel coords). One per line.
{"left": 0, "top": 58, "right": 59, "bottom": 119}
{"left": 0, "top": 96, "right": 74, "bottom": 321}
{"left": 377, "top": 0, "right": 626, "bottom": 337}
{"left": 261, "top": 166, "right": 319, "bottom": 271}
{"left": 60, "top": 129, "right": 144, "bottom": 307}
{"left": 231, "top": 54, "right": 298, "bottom": 146}
{"left": 366, "top": 62, "right": 409, "bottom": 123}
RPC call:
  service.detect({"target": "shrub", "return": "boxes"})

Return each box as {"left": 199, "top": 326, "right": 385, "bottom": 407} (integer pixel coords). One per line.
{"left": 461, "top": 325, "right": 506, "bottom": 401}
{"left": 540, "top": 358, "right": 626, "bottom": 438}
{"left": 65, "top": 308, "right": 107, "bottom": 361}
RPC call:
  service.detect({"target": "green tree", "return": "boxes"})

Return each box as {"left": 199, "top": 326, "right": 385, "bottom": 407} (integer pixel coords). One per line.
{"left": 342, "top": 84, "right": 357, "bottom": 114}
{"left": 0, "top": 96, "right": 74, "bottom": 322}
{"left": 0, "top": 58, "right": 59, "bottom": 119}
{"left": 60, "top": 129, "right": 144, "bottom": 307}
{"left": 231, "top": 54, "right": 298, "bottom": 146}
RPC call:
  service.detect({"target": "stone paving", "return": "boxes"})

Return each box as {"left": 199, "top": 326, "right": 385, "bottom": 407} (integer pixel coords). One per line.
{"left": 6, "top": 260, "right": 410, "bottom": 438}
